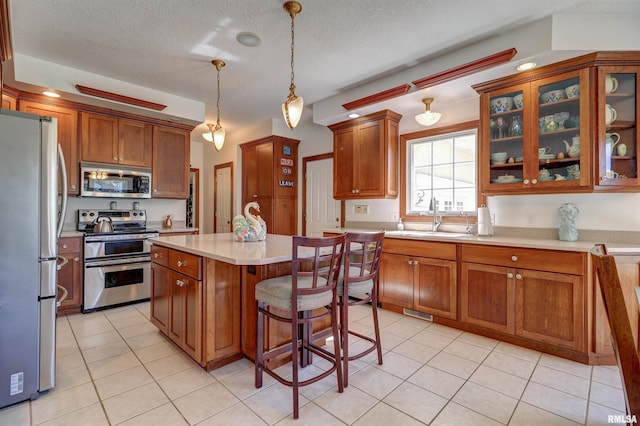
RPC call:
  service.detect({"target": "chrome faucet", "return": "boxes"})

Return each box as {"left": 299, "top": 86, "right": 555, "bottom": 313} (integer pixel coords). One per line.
{"left": 429, "top": 197, "right": 442, "bottom": 232}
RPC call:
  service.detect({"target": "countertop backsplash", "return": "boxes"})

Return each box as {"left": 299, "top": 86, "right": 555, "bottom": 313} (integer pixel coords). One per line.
{"left": 60, "top": 196, "right": 187, "bottom": 232}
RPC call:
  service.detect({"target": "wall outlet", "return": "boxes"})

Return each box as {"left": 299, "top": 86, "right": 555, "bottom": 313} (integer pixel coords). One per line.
{"left": 526, "top": 213, "right": 536, "bottom": 227}
{"left": 354, "top": 205, "right": 369, "bottom": 214}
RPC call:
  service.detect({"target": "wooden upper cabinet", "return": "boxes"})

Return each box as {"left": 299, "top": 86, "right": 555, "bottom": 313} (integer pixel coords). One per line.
{"left": 329, "top": 109, "right": 401, "bottom": 199}
{"left": 81, "top": 113, "right": 118, "bottom": 164}
{"left": 474, "top": 51, "right": 640, "bottom": 195}
{"left": 240, "top": 136, "right": 299, "bottom": 235}
{"left": 2, "top": 93, "right": 17, "bottom": 110}
{"left": 19, "top": 100, "right": 80, "bottom": 195}
{"left": 81, "top": 112, "right": 151, "bottom": 167}
{"left": 152, "top": 126, "right": 190, "bottom": 199}
{"left": 119, "top": 119, "right": 152, "bottom": 167}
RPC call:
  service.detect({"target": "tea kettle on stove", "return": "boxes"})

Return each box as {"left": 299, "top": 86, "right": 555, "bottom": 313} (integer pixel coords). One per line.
{"left": 93, "top": 216, "right": 114, "bottom": 233}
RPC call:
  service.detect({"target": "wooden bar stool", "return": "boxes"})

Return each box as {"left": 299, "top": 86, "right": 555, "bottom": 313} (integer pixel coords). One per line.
{"left": 591, "top": 244, "right": 640, "bottom": 420}
{"left": 338, "top": 231, "right": 385, "bottom": 386}
{"left": 254, "top": 234, "right": 345, "bottom": 419}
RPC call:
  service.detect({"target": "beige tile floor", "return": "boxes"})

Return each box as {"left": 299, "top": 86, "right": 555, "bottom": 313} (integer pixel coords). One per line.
{"left": 0, "top": 301, "right": 628, "bottom": 425}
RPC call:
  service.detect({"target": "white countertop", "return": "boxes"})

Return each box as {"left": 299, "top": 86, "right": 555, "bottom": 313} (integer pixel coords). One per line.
{"left": 151, "top": 233, "right": 295, "bottom": 265}
{"left": 325, "top": 228, "right": 640, "bottom": 253}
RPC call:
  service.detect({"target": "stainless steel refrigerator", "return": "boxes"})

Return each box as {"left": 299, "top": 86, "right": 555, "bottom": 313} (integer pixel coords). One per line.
{"left": 0, "top": 108, "right": 68, "bottom": 408}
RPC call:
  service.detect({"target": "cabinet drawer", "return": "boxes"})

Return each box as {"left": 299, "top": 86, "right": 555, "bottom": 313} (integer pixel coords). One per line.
{"left": 382, "top": 238, "right": 457, "bottom": 260}
{"left": 151, "top": 245, "right": 169, "bottom": 267}
{"left": 168, "top": 249, "right": 202, "bottom": 280}
{"left": 460, "top": 244, "right": 584, "bottom": 275}
{"left": 58, "top": 237, "right": 81, "bottom": 253}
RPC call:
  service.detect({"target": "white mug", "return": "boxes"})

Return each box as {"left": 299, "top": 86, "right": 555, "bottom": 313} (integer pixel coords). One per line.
{"left": 605, "top": 104, "right": 617, "bottom": 126}
{"left": 605, "top": 74, "right": 619, "bottom": 94}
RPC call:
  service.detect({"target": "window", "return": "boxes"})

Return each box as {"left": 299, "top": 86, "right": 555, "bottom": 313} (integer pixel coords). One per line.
{"left": 400, "top": 122, "right": 478, "bottom": 220}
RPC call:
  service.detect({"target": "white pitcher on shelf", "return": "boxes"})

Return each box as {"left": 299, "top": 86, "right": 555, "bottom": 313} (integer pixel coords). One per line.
{"left": 563, "top": 136, "right": 580, "bottom": 158}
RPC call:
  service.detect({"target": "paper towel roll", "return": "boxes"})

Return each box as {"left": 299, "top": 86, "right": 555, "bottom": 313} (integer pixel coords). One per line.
{"left": 477, "top": 206, "right": 493, "bottom": 236}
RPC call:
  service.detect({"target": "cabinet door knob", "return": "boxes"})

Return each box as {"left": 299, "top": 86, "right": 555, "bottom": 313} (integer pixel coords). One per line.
{"left": 113, "top": 156, "right": 117, "bottom": 160}
{"left": 177, "top": 260, "right": 185, "bottom": 267}
{"left": 515, "top": 273, "right": 523, "bottom": 280}
{"left": 253, "top": 194, "right": 258, "bottom": 198}
{"left": 74, "top": 257, "right": 79, "bottom": 262}
{"left": 511, "top": 255, "right": 518, "bottom": 261}
{"left": 531, "top": 179, "right": 538, "bottom": 184}
{"left": 176, "top": 279, "right": 185, "bottom": 287}
{"left": 62, "top": 244, "right": 68, "bottom": 249}
{"left": 507, "top": 272, "right": 514, "bottom": 279}
{"left": 523, "top": 179, "right": 530, "bottom": 184}
{"left": 153, "top": 253, "right": 159, "bottom": 258}
{"left": 71, "top": 184, "right": 77, "bottom": 189}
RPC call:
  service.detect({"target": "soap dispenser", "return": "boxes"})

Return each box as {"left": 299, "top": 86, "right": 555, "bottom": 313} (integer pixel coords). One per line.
{"left": 396, "top": 217, "right": 404, "bottom": 231}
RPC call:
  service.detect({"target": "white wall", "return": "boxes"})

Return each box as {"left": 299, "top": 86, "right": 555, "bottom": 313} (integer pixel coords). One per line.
{"left": 198, "top": 108, "right": 334, "bottom": 235}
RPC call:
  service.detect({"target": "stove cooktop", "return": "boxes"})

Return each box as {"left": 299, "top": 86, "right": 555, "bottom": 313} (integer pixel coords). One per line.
{"left": 77, "top": 209, "right": 149, "bottom": 234}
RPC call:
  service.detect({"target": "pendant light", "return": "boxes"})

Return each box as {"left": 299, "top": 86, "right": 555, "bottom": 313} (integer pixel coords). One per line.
{"left": 415, "top": 97, "right": 442, "bottom": 127}
{"left": 282, "top": 1, "right": 303, "bottom": 130}
{"left": 202, "top": 59, "right": 226, "bottom": 151}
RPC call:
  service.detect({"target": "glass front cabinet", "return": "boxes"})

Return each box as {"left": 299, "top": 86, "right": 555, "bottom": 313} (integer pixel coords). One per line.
{"left": 479, "top": 68, "right": 591, "bottom": 194}
{"left": 595, "top": 66, "right": 639, "bottom": 189}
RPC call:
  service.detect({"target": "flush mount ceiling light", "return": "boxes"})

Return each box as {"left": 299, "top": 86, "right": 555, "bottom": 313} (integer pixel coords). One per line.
{"left": 415, "top": 98, "right": 441, "bottom": 127}
{"left": 202, "top": 59, "right": 226, "bottom": 151}
{"left": 281, "top": 1, "right": 303, "bottom": 130}
{"left": 236, "top": 32, "right": 261, "bottom": 47}
{"left": 516, "top": 62, "right": 537, "bottom": 71}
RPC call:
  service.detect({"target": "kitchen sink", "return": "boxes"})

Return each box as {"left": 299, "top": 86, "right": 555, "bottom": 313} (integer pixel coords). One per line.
{"left": 385, "top": 230, "right": 468, "bottom": 238}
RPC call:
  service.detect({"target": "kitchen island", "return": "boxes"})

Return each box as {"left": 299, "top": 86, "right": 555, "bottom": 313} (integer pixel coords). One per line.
{"left": 149, "top": 233, "right": 300, "bottom": 371}
{"left": 151, "top": 231, "right": 640, "bottom": 368}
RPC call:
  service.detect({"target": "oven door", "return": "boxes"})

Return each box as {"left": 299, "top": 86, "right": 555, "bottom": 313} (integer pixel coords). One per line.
{"left": 84, "top": 236, "right": 153, "bottom": 259}
{"left": 83, "top": 256, "right": 151, "bottom": 312}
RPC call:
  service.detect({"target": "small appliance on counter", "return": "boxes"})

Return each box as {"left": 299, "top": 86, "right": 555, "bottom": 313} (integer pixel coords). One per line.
{"left": 477, "top": 205, "right": 494, "bottom": 236}
{"left": 78, "top": 209, "right": 159, "bottom": 312}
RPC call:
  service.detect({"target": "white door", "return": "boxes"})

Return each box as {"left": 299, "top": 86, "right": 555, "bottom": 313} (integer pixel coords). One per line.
{"left": 215, "top": 165, "right": 232, "bottom": 233}
{"left": 305, "top": 158, "right": 340, "bottom": 236}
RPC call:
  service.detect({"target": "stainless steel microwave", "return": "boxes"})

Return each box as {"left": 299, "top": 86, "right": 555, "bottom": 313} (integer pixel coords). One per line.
{"left": 80, "top": 162, "right": 152, "bottom": 198}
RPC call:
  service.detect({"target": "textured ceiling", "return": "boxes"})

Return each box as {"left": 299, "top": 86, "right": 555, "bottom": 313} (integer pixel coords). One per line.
{"left": 5, "top": 0, "right": 628, "bottom": 134}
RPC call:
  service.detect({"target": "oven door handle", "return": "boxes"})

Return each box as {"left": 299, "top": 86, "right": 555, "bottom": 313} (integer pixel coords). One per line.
{"left": 85, "top": 257, "right": 151, "bottom": 268}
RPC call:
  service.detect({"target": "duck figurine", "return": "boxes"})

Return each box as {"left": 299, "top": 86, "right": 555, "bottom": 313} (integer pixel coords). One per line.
{"left": 232, "top": 202, "right": 267, "bottom": 242}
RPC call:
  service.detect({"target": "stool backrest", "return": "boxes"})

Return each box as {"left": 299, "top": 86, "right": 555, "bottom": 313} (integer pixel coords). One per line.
{"left": 344, "top": 231, "right": 385, "bottom": 284}
{"left": 590, "top": 244, "right": 640, "bottom": 418}
{"left": 293, "top": 234, "right": 345, "bottom": 297}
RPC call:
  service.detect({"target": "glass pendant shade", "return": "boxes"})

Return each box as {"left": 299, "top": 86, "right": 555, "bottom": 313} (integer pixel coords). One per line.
{"left": 415, "top": 97, "right": 441, "bottom": 127}
{"left": 202, "top": 122, "right": 225, "bottom": 151}
{"left": 213, "top": 125, "right": 225, "bottom": 151}
{"left": 203, "top": 59, "right": 226, "bottom": 150}
{"left": 282, "top": 92, "right": 304, "bottom": 130}
{"left": 282, "top": 1, "right": 303, "bottom": 130}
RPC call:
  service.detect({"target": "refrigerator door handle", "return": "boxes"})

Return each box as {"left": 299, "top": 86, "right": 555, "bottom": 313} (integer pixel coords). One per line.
{"left": 57, "top": 143, "right": 68, "bottom": 239}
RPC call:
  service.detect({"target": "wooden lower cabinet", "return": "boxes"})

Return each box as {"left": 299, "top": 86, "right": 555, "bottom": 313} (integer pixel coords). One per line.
{"left": 56, "top": 237, "right": 83, "bottom": 316}
{"left": 150, "top": 245, "right": 241, "bottom": 370}
{"left": 460, "top": 244, "right": 585, "bottom": 352}
{"left": 379, "top": 239, "right": 457, "bottom": 319}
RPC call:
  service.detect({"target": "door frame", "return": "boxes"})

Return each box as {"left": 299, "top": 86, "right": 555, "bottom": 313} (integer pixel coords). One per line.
{"left": 302, "top": 153, "right": 344, "bottom": 236}
{"left": 189, "top": 167, "right": 199, "bottom": 230}
{"left": 214, "top": 162, "right": 233, "bottom": 234}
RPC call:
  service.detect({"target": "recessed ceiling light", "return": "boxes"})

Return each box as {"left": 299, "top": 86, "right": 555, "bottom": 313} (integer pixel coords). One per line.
{"left": 348, "top": 113, "right": 360, "bottom": 118}
{"left": 236, "top": 32, "right": 261, "bottom": 47}
{"left": 516, "top": 62, "right": 537, "bottom": 71}
{"left": 43, "top": 91, "right": 60, "bottom": 98}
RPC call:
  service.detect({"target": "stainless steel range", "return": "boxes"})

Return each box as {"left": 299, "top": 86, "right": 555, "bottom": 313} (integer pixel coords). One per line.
{"left": 78, "top": 209, "right": 159, "bottom": 312}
